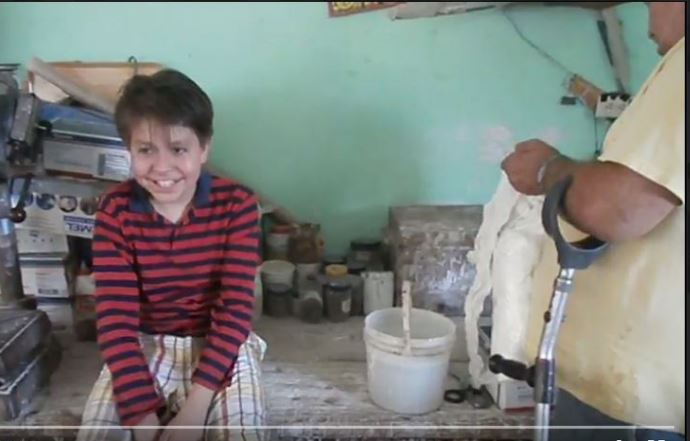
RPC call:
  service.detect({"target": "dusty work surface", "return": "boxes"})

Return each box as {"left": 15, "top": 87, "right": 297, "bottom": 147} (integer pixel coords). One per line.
{"left": 0, "top": 317, "right": 532, "bottom": 440}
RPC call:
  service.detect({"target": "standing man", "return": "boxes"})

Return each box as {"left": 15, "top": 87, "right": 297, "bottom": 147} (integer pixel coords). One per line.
{"left": 501, "top": 2, "right": 685, "bottom": 441}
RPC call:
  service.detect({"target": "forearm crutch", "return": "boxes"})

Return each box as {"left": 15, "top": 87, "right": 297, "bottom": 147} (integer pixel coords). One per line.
{"left": 489, "top": 176, "right": 609, "bottom": 441}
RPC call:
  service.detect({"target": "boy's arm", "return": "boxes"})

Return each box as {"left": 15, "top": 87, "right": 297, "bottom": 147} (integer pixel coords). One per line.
{"left": 191, "top": 190, "right": 260, "bottom": 393}
{"left": 93, "top": 205, "right": 165, "bottom": 426}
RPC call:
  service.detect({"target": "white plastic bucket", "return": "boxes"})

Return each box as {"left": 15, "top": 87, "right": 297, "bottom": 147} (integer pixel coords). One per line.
{"left": 364, "top": 307, "right": 456, "bottom": 414}
{"left": 261, "top": 260, "right": 295, "bottom": 287}
{"left": 362, "top": 271, "right": 394, "bottom": 314}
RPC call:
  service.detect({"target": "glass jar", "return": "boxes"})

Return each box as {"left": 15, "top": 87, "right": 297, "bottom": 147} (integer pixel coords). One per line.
{"left": 265, "top": 283, "right": 292, "bottom": 318}
{"left": 296, "top": 276, "right": 323, "bottom": 324}
{"left": 288, "top": 223, "right": 323, "bottom": 264}
{"left": 324, "top": 280, "right": 352, "bottom": 322}
{"left": 350, "top": 238, "right": 383, "bottom": 270}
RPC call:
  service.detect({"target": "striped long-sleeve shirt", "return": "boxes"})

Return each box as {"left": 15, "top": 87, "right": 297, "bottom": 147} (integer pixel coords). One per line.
{"left": 93, "top": 171, "right": 260, "bottom": 426}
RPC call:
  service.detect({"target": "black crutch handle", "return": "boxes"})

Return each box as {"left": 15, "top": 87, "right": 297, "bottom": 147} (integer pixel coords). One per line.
{"left": 488, "top": 354, "right": 535, "bottom": 387}
{"left": 541, "top": 176, "right": 608, "bottom": 270}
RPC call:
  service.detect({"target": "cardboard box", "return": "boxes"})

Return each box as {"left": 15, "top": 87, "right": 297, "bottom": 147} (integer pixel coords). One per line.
{"left": 16, "top": 229, "right": 69, "bottom": 254}
{"left": 42, "top": 135, "right": 131, "bottom": 182}
{"left": 19, "top": 253, "right": 73, "bottom": 298}
{"left": 38, "top": 104, "right": 131, "bottom": 182}
{"left": 12, "top": 174, "right": 112, "bottom": 239}
{"left": 15, "top": 189, "right": 99, "bottom": 238}
{"left": 35, "top": 297, "right": 74, "bottom": 331}
{"left": 478, "top": 325, "right": 535, "bottom": 410}
{"left": 387, "top": 205, "right": 484, "bottom": 316}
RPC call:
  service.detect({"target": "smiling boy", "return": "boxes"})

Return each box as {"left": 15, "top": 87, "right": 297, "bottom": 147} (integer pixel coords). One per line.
{"left": 77, "top": 69, "right": 267, "bottom": 441}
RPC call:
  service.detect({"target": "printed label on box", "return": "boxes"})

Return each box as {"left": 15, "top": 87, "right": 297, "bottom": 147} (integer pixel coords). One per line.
{"left": 16, "top": 192, "right": 98, "bottom": 239}
{"left": 16, "top": 229, "right": 69, "bottom": 254}
{"left": 43, "top": 137, "right": 131, "bottom": 182}
{"left": 20, "top": 265, "right": 70, "bottom": 298}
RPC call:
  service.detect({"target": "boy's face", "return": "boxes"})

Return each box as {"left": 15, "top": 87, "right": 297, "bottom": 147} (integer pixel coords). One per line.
{"left": 128, "top": 119, "right": 210, "bottom": 208}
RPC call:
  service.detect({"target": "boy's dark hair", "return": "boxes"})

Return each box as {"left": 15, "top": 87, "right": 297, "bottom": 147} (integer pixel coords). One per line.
{"left": 115, "top": 69, "right": 214, "bottom": 145}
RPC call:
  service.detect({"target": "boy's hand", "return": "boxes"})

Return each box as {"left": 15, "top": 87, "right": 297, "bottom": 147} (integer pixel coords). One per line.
{"left": 159, "top": 384, "right": 214, "bottom": 441}
{"left": 133, "top": 412, "right": 162, "bottom": 441}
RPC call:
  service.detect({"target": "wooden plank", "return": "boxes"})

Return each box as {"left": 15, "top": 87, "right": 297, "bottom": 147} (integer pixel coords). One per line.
{"left": 27, "top": 61, "right": 164, "bottom": 106}
{"left": 543, "top": 2, "right": 626, "bottom": 10}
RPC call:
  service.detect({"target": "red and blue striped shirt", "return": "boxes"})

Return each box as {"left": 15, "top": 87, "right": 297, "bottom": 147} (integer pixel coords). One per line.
{"left": 93, "top": 171, "right": 260, "bottom": 426}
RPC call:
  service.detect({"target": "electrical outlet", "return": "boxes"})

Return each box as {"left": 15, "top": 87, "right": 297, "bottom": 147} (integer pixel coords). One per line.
{"left": 596, "top": 93, "right": 631, "bottom": 118}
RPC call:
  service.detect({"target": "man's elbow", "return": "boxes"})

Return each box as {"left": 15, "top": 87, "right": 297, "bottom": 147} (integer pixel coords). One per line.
{"left": 578, "top": 199, "right": 677, "bottom": 243}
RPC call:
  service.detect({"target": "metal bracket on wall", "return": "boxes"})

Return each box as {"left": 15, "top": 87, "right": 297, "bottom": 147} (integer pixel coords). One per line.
{"left": 598, "top": 8, "right": 631, "bottom": 94}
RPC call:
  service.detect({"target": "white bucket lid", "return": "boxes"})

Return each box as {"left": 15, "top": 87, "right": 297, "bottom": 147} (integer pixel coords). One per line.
{"left": 364, "top": 307, "right": 456, "bottom": 357}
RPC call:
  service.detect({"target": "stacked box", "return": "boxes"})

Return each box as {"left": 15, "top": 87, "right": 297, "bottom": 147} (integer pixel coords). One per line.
{"left": 386, "top": 205, "right": 486, "bottom": 316}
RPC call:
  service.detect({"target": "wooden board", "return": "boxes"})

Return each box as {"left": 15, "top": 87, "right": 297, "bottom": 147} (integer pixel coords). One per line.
{"left": 27, "top": 61, "right": 164, "bottom": 106}
{"left": 545, "top": 2, "right": 626, "bottom": 10}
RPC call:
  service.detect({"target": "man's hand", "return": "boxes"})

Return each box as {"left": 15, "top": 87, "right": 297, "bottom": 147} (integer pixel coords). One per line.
{"left": 501, "top": 139, "right": 561, "bottom": 195}
{"left": 133, "top": 412, "right": 162, "bottom": 441}
{"left": 158, "top": 384, "right": 215, "bottom": 441}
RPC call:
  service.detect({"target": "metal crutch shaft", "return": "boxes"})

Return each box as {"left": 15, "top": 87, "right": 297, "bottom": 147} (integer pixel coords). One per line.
{"left": 534, "top": 177, "right": 608, "bottom": 441}
{"left": 534, "top": 268, "right": 574, "bottom": 441}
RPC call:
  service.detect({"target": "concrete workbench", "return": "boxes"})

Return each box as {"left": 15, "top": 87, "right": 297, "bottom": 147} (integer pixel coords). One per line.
{"left": 0, "top": 317, "right": 532, "bottom": 440}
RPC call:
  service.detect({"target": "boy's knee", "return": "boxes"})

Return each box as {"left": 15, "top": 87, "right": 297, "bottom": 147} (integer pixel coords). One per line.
{"left": 207, "top": 399, "right": 266, "bottom": 427}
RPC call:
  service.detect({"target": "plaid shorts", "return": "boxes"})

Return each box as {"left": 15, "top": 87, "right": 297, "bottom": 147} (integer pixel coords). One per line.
{"left": 76, "top": 332, "right": 267, "bottom": 441}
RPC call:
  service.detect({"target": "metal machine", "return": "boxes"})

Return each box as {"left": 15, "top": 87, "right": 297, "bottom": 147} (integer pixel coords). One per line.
{"left": 0, "top": 63, "right": 39, "bottom": 308}
{"left": 0, "top": 64, "right": 113, "bottom": 309}
{"left": 0, "top": 63, "right": 112, "bottom": 421}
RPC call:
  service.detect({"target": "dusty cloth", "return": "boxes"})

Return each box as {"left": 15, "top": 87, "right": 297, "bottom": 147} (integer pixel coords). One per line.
{"left": 465, "top": 172, "right": 545, "bottom": 388}
{"left": 76, "top": 332, "right": 267, "bottom": 441}
{"left": 525, "top": 38, "right": 685, "bottom": 434}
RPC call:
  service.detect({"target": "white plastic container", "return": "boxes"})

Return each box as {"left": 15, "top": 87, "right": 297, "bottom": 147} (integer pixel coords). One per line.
{"left": 364, "top": 307, "right": 456, "bottom": 414}
{"left": 362, "top": 271, "right": 394, "bottom": 314}
{"left": 266, "top": 232, "right": 290, "bottom": 259}
{"left": 261, "top": 260, "right": 296, "bottom": 287}
{"left": 295, "top": 263, "right": 321, "bottom": 284}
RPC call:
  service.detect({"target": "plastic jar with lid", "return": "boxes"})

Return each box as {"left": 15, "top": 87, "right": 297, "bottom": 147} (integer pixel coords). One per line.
{"left": 346, "top": 261, "right": 366, "bottom": 316}
{"left": 267, "top": 224, "right": 294, "bottom": 261}
{"left": 322, "top": 254, "right": 346, "bottom": 270}
{"left": 324, "top": 280, "right": 352, "bottom": 322}
{"left": 350, "top": 238, "right": 383, "bottom": 270}
{"left": 325, "top": 264, "right": 348, "bottom": 278}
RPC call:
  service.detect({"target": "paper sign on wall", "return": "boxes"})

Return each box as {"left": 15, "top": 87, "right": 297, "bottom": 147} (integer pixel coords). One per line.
{"left": 328, "top": 2, "right": 402, "bottom": 17}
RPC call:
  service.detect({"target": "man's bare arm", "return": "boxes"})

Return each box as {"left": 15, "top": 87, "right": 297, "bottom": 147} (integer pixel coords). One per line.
{"left": 542, "top": 157, "right": 681, "bottom": 242}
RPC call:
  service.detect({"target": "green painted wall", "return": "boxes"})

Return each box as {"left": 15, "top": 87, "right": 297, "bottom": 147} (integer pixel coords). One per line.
{"left": 616, "top": 3, "right": 661, "bottom": 92}
{"left": 0, "top": 2, "right": 659, "bottom": 254}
